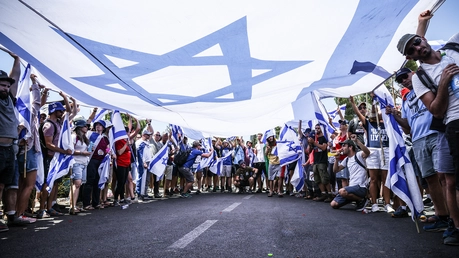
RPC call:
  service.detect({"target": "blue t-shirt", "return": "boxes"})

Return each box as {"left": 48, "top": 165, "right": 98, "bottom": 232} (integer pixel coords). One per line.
{"left": 183, "top": 148, "right": 203, "bottom": 168}
{"left": 365, "top": 119, "right": 389, "bottom": 148}
{"left": 401, "top": 90, "right": 437, "bottom": 142}
{"left": 221, "top": 147, "right": 232, "bottom": 165}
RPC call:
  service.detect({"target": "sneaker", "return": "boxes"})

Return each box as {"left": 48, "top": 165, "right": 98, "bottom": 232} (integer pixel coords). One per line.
{"left": 112, "top": 201, "right": 120, "bottom": 207}
{"left": 0, "top": 220, "right": 9, "bottom": 232}
{"left": 220, "top": 188, "right": 224, "bottom": 193}
{"left": 423, "top": 197, "right": 433, "bottom": 205}
{"left": 154, "top": 194, "right": 163, "bottom": 198}
{"left": 371, "top": 204, "right": 380, "bottom": 213}
{"left": 130, "top": 197, "right": 138, "bottom": 203}
{"left": 228, "top": 188, "right": 233, "bottom": 193}
{"left": 11, "top": 215, "right": 37, "bottom": 225}
{"left": 423, "top": 219, "right": 449, "bottom": 232}
{"left": 313, "top": 195, "right": 327, "bottom": 202}
{"left": 355, "top": 198, "right": 369, "bottom": 212}
{"left": 180, "top": 193, "right": 192, "bottom": 198}
{"left": 195, "top": 190, "right": 201, "bottom": 195}
{"left": 443, "top": 219, "right": 456, "bottom": 239}
{"left": 213, "top": 187, "right": 217, "bottom": 193}
{"left": 323, "top": 194, "right": 334, "bottom": 203}
{"left": 36, "top": 209, "right": 50, "bottom": 219}
{"left": 392, "top": 207, "right": 409, "bottom": 218}
{"left": 256, "top": 189, "right": 262, "bottom": 193}
{"left": 141, "top": 195, "right": 153, "bottom": 201}
{"left": 385, "top": 204, "right": 395, "bottom": 213}
{"left": 248, "top": 189, "right": 253, "bottom": 194}
{"left": 47, "top": 208, "right": 64, "bottom": 216}
{"left": 444, "top": 229, "right": 459, "bottom": 246}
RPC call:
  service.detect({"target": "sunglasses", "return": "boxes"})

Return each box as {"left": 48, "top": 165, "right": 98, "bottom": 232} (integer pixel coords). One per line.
{"left": 358, "top": 106, "right": 366, "bottom": 110}
{"left": 406, "top": 37, "right": 422, "bottom": 56}
{"left": 396, "top": 73, "right": 408, "bottom": 84}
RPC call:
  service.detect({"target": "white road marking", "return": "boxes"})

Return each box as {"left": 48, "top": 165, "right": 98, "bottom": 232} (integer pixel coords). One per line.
{"left": 168, "top": 220, "right": 218, "bottom": 249}
{"left": 243, "top": 195, "right": 254, "bottom": 200}
{"left": 222, "top": 202, "right": 241, "bottom": 212}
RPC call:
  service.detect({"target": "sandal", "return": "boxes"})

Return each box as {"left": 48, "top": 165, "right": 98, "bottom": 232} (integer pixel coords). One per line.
{"left": 420, "top": 215, "right": 439, "bottom": 223}
{"left": 77, "top": 207, "right": 87, "bottom": 212}
{"left": 47, "top": 208, "right": 63, "bottom": 216}
{"left": 96, "top": 204, "right": 104, "bottom": 209}
{"left": 84, "top": 205, "right": 95, "bottom": 210}
{"left": 69, "top": 207, "right": 80, "bottom": 215}
{"left": 304, "top": 195, "right": 313, "bottom": 200}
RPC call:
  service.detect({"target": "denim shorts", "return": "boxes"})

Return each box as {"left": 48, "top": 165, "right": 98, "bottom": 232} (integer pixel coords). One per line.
{"left": 71, "top": 163, "right": 87, "bottom": 183}
{"left": 0, "top": 145, "right": 15, "bottom": 185}
{"left": 6, "top": 160, "right": 19, "bottom": 189}
{"left": 333, "top": 185, "right": 367, "bottom": 206}
{"left": 412, "top": 133, "right": 438, "bottom": 178}
{"left": 18, "top": 148, "right": 39, "bottom": 173}
{"left": 437, "top": 131, "right": 455, "bottom": 173}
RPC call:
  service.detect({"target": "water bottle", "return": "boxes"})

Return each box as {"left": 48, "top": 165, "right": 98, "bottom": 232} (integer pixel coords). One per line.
{"left": 87, "top": 142, "right": 94, "bottom": 152}
{"left": 441, "top": 55, "right": 459, "bottom": 98}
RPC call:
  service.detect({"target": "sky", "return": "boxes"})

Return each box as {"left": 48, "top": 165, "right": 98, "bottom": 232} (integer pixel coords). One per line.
{"left": 1, "top": 0, "right": 458, "bottom": 138}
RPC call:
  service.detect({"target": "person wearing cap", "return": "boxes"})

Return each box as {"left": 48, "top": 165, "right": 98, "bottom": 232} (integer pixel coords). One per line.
{"left": 308, "top": 124, "right": 331, "bottom": 202}
{"left": 348, "top": 99, "right": 367, "bottom": 145}
{"left": 220, "top": 139, "right": 233, "bottom": 193}
{"left": 38, "top": 90, "right": 74, "bottom": 218}
{"left": 178, "top": 140, "right": 213, "bottom": 198}
{"left": 4, "top": 73, "right": 43, "bottom": 226}
{"left": 387, "top": 67, "right": 450, "bottom": 221}
{"left": 398, "top": 10, "right": 459, "bottom": 244}
{"left": 234, "top": 160, "right": 257, "bottom": 194}
{"left": 332, "top": 120, "right": 350, "bottom": 190}
{"left": 135, "top": 128, "right": 154, "bottom": 201}
{"left": 331, "top": 134, "right": 370, "bottom": 211}
{"left": 69, "top": 119, "right": 91, "bottom": 213}
{"left": 82, "top": 119, "right": 110, "bottom": 209}
{"left": 350, "top": 93, "right": 393, "bottom": 213}
{"left": 0, "top": 52, "right": 21, "bottom": 232}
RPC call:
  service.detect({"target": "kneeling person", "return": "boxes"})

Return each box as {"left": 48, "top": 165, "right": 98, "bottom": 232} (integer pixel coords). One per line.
{"left": 234, "top": 160, "right": 257, "bottom": 193}
{"left": 331, "top": 135, "right": 370, "bottom": 211}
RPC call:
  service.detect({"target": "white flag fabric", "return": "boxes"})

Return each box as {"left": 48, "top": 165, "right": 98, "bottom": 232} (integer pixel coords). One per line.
{"left": 14, "top": 63, "right": 32, "bottom": 140}
{"left": 209, "top": 150, "right": 233, "bottom": 175}
{"left": 46, "top": 114, "right": 75, "bottom": 192}
{"left": 328, "top": 104, "right": 346, "bottom": 128}
{"left": 374, "top": 86, "right": 423, "bottom": 220}
{"left": 0, "top": 0, "right": 436, "bottom": 136}
{"left": 98, "top": 154, "right": 111, "bottom": 190}
{"left": 111, "top": 110, "right": 128, "bottom": 143}
{"left": 290, "top": 155, "right": 305, "bottom": 192}
{"left": 93, "top": 108, "right": 109, "bottom": 123}
{"left": 35, "top": 151, "right": 44, "bottom": 191}
{"left": 148, "top": 143, "right": 169, "bottom": 179}
{"left": 276, "top": 124, "right": 302, "bottom": 166}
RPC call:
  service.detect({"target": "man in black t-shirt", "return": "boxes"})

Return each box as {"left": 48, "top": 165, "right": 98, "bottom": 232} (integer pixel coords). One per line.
{"left": 308, "top": 124, "right": 331, "bottom": 202}
{"left": 234, "top": 160, "right": 257, "bottom": 193}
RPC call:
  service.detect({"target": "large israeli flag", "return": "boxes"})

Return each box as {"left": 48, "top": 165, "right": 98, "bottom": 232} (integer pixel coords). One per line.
{"left": 148, "top": 143, "right": 169, "bottom": 180}
{"left": 277, "top": 124, "right": 302, "bottom": 166}
{"left": 46, "top": 114, "right": 75, "bottom": 192}
{"left": 290, "top": 155, "right": 304, "bottom": 192}
{"left": 0, "top": 0, "right": 437, "bottom": 136}
{"left": 14, "top": 63, "right": 32, "bottom": 140}
{"left": 374, "top": 86, "right": 423, "bottom": 220}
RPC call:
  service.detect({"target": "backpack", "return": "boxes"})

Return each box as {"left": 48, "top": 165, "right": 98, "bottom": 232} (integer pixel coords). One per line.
{"left": 416, "top": 42, "right": 459, "bottom": 132}
{"left": 344, "top": 152, "right": 366, "bottom": 170}
{"left": 39, "top": 119, "right": 58, "bottom": 157}
{"left": 174, "top": 147, "right": 191, "bottom": 166}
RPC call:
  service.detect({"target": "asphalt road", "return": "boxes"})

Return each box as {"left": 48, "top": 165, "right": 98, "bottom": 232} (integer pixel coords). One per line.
{"left": 0, "top": 191, "right": 456, "bottom": 258}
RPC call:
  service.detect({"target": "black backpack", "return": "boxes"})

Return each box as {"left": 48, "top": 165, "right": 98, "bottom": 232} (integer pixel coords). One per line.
{"left": 39, "top": 119, "right": 57, "bottom": 158}
{"left": 416, "top": 42, "right": 459, "bottom": 132}
{"left": 174, "top": 147, "right": 191, "bottom": 166}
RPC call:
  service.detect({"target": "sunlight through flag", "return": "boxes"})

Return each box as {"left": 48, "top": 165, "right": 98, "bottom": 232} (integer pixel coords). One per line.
{"left": 374, "top": 86, "right": 423, "bottom": 221}
{"left": 46, "top": 114, "right": 75, "bottom": 192}
{"left": 148, "top": 143, "right": 170, "bottom": 180}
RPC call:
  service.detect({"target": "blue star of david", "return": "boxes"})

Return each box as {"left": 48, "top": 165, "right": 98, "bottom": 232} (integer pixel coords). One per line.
{"left": 161, "top": 156, "right": 168, "bottom": 166}
{"left": 286, "top": 141, "right": 301, "bottom": 153}
{"left": 55, "top": 17, "right": 311, "bottom": 106}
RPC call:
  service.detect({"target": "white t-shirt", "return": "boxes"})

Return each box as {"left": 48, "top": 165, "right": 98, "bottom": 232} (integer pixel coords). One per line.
{"left": 255, "top": 142, "right": 265, "bottom": 162}
{"left": 412, "top": 33, "right": 459, "bottom": 125}
{"left": 340, "top": 151, "right": 367, "bottom": 188}
{"left": 72, "top": 134, "right": 89, "bottom": 165}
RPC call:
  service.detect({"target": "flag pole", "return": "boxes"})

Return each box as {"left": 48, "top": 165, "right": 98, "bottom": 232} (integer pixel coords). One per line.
{"left": 68, "top": 167, "right": 75, "bottom": 215}
{"left": 23, "top": 142, "right": 27, "bottom": 178}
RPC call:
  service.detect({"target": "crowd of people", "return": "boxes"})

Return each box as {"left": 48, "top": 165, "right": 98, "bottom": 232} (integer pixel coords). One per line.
{"left": 0, "top": 9, "right": 458, "bottom": 246}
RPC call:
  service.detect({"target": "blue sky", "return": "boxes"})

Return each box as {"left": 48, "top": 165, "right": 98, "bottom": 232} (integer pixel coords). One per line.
{"left": 1, "top": 1, "right": 458, "bottom": 134}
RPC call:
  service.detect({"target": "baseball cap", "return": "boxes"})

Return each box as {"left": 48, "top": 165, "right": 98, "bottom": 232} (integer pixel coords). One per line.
{"left": 0, "top": 70, "right": 15, "bottom": 84}
{"left": 397, "top": 34, "right": 417, "bottom": 55}
{"left": 192, "top": 140, "right": 201, "bottom": 147}
{"left": 94, "top": 120, "right": 106, "bottom": 128}
{"left": 73, "top": 119, "right": 87, "bottom": 129}
{"left": 142, "top": 129, "right": 153, "bottom": 135}
{"left": 48, "top": 102, "right": 65, "bottom": 114}
{"left": 396, "top": 68, "right": 412, "bottom": 81}
{"left": 339, "top": 139, "right": 356, "bottom": 148}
